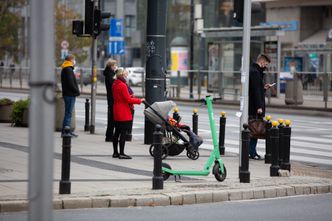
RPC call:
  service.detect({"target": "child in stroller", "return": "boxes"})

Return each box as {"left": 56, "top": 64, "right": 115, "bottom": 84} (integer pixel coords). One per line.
{"left": 144, "top": 100, "right": 203, "bottom": 160}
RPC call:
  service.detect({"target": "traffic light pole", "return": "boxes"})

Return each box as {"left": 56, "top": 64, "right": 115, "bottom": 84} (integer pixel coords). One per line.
{"left": 239, "top": 0, "right": 252, "bottom": 171}
{"left": 144, "top": 0, "right": 168, "bottom": 144}
{"left": 90, "top": 36, "right": 97, "bottom": 134}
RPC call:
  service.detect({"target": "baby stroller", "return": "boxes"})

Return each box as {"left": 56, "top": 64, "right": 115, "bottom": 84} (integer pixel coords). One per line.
{"left": 143, "top": 100, "right": 203, "bottom": 160}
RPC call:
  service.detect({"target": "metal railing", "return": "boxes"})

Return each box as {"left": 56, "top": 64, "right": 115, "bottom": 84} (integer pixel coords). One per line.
{"left": 1, "top": 66, "right": 331, "bottom": 109}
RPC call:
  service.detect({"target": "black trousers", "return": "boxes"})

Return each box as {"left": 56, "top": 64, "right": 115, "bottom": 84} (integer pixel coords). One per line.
{"left": 113, "top": 121, "right": 131, "bottom": 155}
{"left": 105, "top": 105, "right": 115, "bottom": 139}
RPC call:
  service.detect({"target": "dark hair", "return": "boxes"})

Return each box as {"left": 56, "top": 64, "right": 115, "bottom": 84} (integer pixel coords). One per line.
{"left": 257, "top": 54, "right": 271, "bottom": 63}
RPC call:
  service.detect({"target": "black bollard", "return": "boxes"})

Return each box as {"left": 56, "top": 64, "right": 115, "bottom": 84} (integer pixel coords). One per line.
{"left": 172, "top": 107, "right": 180, "bottom": 122}
{"left": 59, "top": 126, "right": 72, "bottom": 194}
{"left": 192, "top": 108, "right": 198, "bottom": 135}
{"left": 281, "top": 120, "right": 292, "bottom": 171}
{"left": 219, "top": 111, "right": 226, "bottom": 155}
{"left": 239, "top": 124, "right": 250, "bottom": 183}
{"left": 264, "top": 115, "right": 272, "bottom": 164}
{"left": 270, "top": 121, "right": 280, "bottom": 176}
{"left": 152, "top": 124, "right": 164, "bottom": 190}
{"left": 84, "top": 99, "right": 90, "bottom": 131}
{"left": 278, "top": 119, "right": 285, "bottom": 166}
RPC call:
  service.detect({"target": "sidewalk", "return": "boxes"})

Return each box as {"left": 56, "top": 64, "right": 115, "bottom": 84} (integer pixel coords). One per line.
{"left": 0, "top": 123, "right": 331, "bottom": 213}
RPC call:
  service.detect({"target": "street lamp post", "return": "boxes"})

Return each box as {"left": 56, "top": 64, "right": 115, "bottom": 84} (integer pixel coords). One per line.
{"left": 144, "top": 0, "right": 168, "bottom": 144}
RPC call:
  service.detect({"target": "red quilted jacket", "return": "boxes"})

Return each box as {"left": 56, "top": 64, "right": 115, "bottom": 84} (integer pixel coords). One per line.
{"left": 112, "top": 78, "right": 142, "bottom": 121}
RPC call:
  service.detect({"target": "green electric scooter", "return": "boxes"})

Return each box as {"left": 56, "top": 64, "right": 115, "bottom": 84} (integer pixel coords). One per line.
{"left": 161, "top": 95, "right": 227, "bottom": 182}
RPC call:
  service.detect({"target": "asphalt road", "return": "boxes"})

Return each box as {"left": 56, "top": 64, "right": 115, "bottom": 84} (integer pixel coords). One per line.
{"left": 1, "top": 91, "right": 332, "bottom": 168}
{"left": 1, "top": 194, "right": 331, "bottom": 221}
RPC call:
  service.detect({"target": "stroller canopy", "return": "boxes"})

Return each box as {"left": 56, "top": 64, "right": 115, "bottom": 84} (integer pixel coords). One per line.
{"left": 144, "top": 100, "right": 176, "bottom": 126}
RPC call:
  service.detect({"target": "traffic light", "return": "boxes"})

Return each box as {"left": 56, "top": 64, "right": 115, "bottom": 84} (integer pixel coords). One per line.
{"left": 93, "top": 8, "right": 111, "bottom": 37}
{"left": 72, "top": 20, "right": 84, "bottom": 36}
{"left": 85, "top": 0, "right": 94, "bottom": 35}
{"left": 233, "top": 0, "right": 244, "bottom": 23}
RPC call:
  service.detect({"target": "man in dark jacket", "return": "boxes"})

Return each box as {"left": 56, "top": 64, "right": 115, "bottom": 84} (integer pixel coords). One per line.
{"left": 249, "top": 54, "right": 273, "bottom": 159}
{"left": 61, "top": 54, "right": 80, "bottom": 137}
{"left": 104, "top": 59, "right": 117, "bottom": 142}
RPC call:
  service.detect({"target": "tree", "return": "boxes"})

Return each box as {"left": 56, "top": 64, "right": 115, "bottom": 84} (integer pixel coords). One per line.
{"left": 0, "top": 0, "right": 25, "bottom": 63}
{"left": 55, "top": 3, "right": 91, "bottom": 66}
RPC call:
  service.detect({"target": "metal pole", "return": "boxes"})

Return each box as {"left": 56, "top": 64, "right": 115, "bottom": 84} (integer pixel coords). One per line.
{"left": 277, "top": 36, "right": 281, "bottom": 97}
{"left": 84, "top": 98, "right": 90, "bottom": 131}
{"left": 219, "top": 112, "right": 226, "bottom": 155}
{"left": 144, "top": 0, "right": 167, "bottom": 144}
{"left": 323, "top": 54, "right": 329, "bottom": 109}
{"left": 239, "top": 0, "right": 252, "bottom": 170}
{"left": 192, "top": 109, "right": 198, "bottom": 135}
{"left": 28, "top": 0, "right": 55, "bottom": 220}
{"left": 189, "top": 0, "right": 194, "bottom": 99}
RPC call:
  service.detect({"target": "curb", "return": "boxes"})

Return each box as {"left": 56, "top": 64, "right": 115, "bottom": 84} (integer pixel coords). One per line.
{"left": 1, "top": 183, "right": 331, "bottom": 213}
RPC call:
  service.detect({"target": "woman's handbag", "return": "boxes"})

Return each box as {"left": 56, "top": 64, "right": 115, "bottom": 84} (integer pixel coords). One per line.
{"left": 248, "top": 118, "right": 266, "bottom": 139}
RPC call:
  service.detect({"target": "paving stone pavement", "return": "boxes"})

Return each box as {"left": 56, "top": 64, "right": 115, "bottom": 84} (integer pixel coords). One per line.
{"left": 0, "top": 123, "right": 331, "bottom": 213}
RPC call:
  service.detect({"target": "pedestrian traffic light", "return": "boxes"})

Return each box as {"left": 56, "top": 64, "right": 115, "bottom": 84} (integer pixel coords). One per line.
{"left": 233, "top": 0, "right": 244, "bottom": 23}
{"left": 93, "top": 8, "right": 111, "bottom": 37}
{"left": 85, "top": 0, "right": 94, "bottom": 35}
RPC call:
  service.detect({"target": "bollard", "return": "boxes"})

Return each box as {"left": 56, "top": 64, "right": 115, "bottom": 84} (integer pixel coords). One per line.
{"left": 59, "top": 126, "right": 72, "bottom": 194}
{"left": 278, "top": 119, "right": 285, "bottom": 166}
{"left": 219, "top": 111, "right": 226, "bottom": 155}
{"left": 281, "top": 120, "right": 292, "bottom": 172}
{"left": 239, "top": 124, "right": 250, "bottom": 183}
{"left": 264, "top": 115, "right": 272, "bottom": 164}
{"left": 84, "top": 99, "right": 90, "bottom": 131}
{"left": 270, "top": 121, "right": 280, "bottom": 177}
{"left": 152, "top": 124, "right": 164, "bottom": 190}
{"left": 172, "top": 107, "right": 180, "bottom": 122}
{"left": 192, "top": 108, "right": 198, "bottom": 135}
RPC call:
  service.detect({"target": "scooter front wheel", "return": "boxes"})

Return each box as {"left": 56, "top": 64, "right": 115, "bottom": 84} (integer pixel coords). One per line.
{"left": 162, "top": 162, "right": 172, "bottom": 181}
{"left": 213, "top": 162, "right": 227, "bottom": 182}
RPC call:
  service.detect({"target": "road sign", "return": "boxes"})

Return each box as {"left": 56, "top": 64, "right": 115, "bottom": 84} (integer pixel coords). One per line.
{"left": 110, "top": 18, "right": 124, "bottom": 37}
{"left": 108, "top": 41, "right": 126, "bottom": 55}
{"left": 61, "top": 40, "right": 69, "bottom": 49}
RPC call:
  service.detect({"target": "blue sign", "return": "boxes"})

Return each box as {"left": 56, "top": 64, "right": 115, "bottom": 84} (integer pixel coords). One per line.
{"left": 260, "top": 20, "right": 298, "bottom": 31}
{"left": 110, "top": 19, "right": 124, "bottom": 37}
{"left": 108, "top": 41, "right": 126, "bottom": 55}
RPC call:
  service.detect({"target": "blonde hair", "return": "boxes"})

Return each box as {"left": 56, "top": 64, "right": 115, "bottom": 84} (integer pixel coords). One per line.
{"left": 105, "top": 58, "right": 117, "bottom": 68}
{"left": 115, "top": 67, "right": 127, "bottom": 78}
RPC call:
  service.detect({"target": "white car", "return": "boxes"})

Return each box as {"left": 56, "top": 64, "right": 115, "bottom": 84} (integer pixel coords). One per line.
{"left": 126, "top": 67, "right": 145, "bottom": 86}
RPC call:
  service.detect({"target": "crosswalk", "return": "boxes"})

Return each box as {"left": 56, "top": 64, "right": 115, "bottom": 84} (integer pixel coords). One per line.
{"left": 74, "top": 98, "right": 332, "bottom": 167}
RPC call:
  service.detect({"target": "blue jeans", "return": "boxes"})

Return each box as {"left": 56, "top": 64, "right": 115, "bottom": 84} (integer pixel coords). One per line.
{"left": 249, "top": 138, "right": 258, "bottom": 156}
{"left": 62, "top": 96, "right": 76, "bottom": 132}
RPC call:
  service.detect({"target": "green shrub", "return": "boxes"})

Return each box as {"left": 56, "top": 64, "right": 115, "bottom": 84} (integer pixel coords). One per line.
{"left": 11, "top": 99, "right": 29, "bottom": 126}
{"left": 0, "top": 98, "right": 14, "bottom": 106}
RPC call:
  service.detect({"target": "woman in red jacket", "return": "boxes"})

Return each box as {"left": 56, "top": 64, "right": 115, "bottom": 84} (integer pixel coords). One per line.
{"left": 112, "top": 68, "right": 144, "bottom": 159}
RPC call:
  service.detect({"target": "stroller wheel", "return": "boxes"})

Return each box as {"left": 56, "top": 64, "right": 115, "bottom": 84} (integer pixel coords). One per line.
{"left": 213, "top": 162, "right": 227, "bottom": 182}
{"left": 149, "top": 144, "right": 168, "bottom": 160}
{"left": 161, "top": 162, "right": 172, "bottom": 181}
{"left": 186, "top": 150, "right": 199, "bottom": 160}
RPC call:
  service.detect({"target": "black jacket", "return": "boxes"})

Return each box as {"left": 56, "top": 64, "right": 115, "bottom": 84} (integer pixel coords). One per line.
{"left": 61, "top": 62, "right": 80, "bottom": 97}
{"left": 103, "top": 66, "right": 116, "bottom": 106}
{"left": 249, "top": 63, "right": 265, "bottom": 118}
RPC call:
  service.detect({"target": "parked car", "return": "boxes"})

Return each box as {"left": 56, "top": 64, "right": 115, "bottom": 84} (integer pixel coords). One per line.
{"left": 126, "top": 67, "right": 145, "bottom": 86}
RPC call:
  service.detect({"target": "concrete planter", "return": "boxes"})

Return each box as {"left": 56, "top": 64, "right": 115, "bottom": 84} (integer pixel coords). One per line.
{"left": 54, "top": 96, "right": 76, "bottom": 132}
{"left": 0, "top": 104, "right": 13, "bottom": 123}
